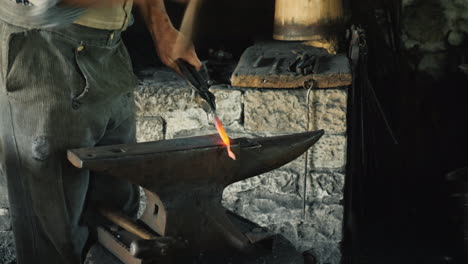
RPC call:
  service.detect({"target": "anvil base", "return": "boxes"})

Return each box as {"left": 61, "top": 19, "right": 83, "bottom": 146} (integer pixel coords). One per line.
{"left": 86, "top": 210, "right": 305, "bottom": 264}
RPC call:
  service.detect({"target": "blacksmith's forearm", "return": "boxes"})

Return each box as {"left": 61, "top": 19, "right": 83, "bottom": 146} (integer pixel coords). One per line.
{"left": 136, "top": 0, "right": 201, "bottom": 71}
{"left": 137, "top": 0, "right": 175, "bottom": 38}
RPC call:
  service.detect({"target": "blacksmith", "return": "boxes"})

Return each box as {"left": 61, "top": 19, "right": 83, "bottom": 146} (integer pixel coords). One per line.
{"left": 0, "top": 0, "right": 200, "bottom": 263}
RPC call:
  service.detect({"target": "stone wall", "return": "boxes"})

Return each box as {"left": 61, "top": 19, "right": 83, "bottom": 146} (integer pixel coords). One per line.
{"left": 135, "top": 69, "right": 348, "bottom": 264}
{"left": 402, "top": 0, "right": 468, "bottom": 78}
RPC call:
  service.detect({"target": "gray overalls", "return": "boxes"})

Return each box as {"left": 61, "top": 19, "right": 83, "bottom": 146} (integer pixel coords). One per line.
{"left": 0, "top": 2, "right": 140, "bottom": 263}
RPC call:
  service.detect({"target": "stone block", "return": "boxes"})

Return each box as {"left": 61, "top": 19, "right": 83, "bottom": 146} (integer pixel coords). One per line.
{"left": 136, "top": 117, "right": 165, "bottom": 143}
{"left": 0, "top": 208, "right": 11, "bottom": 231}
{"left": 135, "top": 84, "right": 209, "bottom": 139}
{"left": 211, "top": 86, "right": 243, "bottom": 125}
{"left": 244, "top": 89, "right": 307, "bottom": 134}
{"left": 222, "top": 168, "right": 304, "bottom": 227}
{"left": 307, "top": 172, "right": 345, "bottom": 204}
{"left": 164, "top": 111, "right": 210, "bottom": 139}
{"left": 171, "top": 122, "right": 247, "bottom": 140}
{"left": 244, "top": 89, "right": 347, "bottom": 135}
{"left": 295, "top": 204, "right": 343, "bottom": 263}
{"left": 302, "top": 203, "right": 343, "bottom": 242}
{"left": 309, "top": 134, "right": 347, "bottom": 170}
{"left": 224, "top": 169, "right": 301, "bottom": 196}
{"left": 223, "top": 194, "right": 343, "bottom": 263}
{"left": 222, "top": 163, "right": 303, "bottom": 206}
{"left": 135, "top": 77, "right": 194, "bottom": 118}
{"left": 0, "top": 168, "right": 8, "bottom": 208}
{"left": 266, "top": 221, "right": 300, "bottom": 248}
{"left": 0, "top": 231, "right": 15, "bottom": 264}
{"left": 221, "top": 154, "right": 344, "bottom": 260}
{"left": 135, "top": 82, "right": 242, "bottom": 139}
{"left": 227, "top": 196, "right": 303, "bottom": 228}
{"left": 309, "top": 89, "right": 347, "bottom": 134}
{"left": 402, "top": 1, "right": 447, "bottom": 52}
{"left": 0, "top": 186, "right": 8, "bottom": 208}
{"left": 301, "top": 241, "right": 341, "bottom": 264}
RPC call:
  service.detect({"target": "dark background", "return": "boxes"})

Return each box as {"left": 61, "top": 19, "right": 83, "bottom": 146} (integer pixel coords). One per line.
{"left": 122, "top": 1, "right": 468, "bottom": 263}
{"left": 124, "top": 0, "right": 275, "bottom": 70}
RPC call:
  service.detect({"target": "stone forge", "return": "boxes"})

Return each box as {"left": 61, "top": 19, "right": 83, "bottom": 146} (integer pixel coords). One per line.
{"left": 135, "top": 50, "right": 350, "bottom": 263}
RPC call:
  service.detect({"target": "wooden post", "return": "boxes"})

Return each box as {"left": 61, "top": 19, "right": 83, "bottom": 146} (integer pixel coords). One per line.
{"left": 274, "top": 0, "right": 345, "bottom": 41}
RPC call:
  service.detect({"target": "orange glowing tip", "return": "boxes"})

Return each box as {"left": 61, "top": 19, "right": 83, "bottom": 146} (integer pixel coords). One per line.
{"left": 213, "top": 115, "right": 237, "bottom": 160}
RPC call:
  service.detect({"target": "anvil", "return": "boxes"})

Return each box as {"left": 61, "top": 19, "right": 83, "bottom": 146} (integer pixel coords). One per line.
{"left": 68, "top": 130, "right": 324, "bottom": 264}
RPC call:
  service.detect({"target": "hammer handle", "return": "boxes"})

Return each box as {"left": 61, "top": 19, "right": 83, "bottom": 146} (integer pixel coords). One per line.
{"left": 98, "top": 207, "right": 155, "bottom": 240}
{"left": 130, "top": 237, "right": 185, "bottom": 259}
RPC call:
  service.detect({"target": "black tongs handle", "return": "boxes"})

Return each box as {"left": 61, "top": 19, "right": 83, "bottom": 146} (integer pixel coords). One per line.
{"left": 176, "top": 59, "right": 205, "bottom": 90}
{"left": 176, "top": 59, "right": 217, "bottom": 113}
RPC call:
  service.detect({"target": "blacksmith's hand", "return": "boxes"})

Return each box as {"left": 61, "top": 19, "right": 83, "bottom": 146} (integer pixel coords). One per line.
{"left": 137, "top": 0, "right": 202, "bottom": 74}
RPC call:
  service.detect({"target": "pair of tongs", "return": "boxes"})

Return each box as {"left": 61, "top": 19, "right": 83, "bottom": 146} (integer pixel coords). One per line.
{"left": 176, "top": 59, "right": 217, "bottom": 114}
{"left": 176, "top": 59, "right": 236, "bottom": 160}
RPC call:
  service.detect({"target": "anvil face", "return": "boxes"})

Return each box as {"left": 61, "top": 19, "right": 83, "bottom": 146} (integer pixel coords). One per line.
{"left": 68, "top": 130, "right": 324, "bottom": 189}
{"left": 68, "top": 130, "right": 324, "bottom": 260}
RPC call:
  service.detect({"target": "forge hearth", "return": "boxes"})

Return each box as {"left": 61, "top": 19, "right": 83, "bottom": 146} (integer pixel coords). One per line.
{"left": 69, "top": 131, "right": 324, "bottom": 263}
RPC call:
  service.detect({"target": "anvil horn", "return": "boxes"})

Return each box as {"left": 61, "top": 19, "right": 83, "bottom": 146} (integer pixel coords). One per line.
{"left": 232, "top": 130, "right": 324, "bottom": 184}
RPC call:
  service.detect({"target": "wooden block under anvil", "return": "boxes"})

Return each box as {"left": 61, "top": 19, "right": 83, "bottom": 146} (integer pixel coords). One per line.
{"left": 231, "top": 41, "right": 352, "bottom": 89}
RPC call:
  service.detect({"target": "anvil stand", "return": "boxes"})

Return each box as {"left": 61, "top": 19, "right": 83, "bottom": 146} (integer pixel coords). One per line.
{"left": 68, "top": 131, "right": 324, "bottom": 264}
